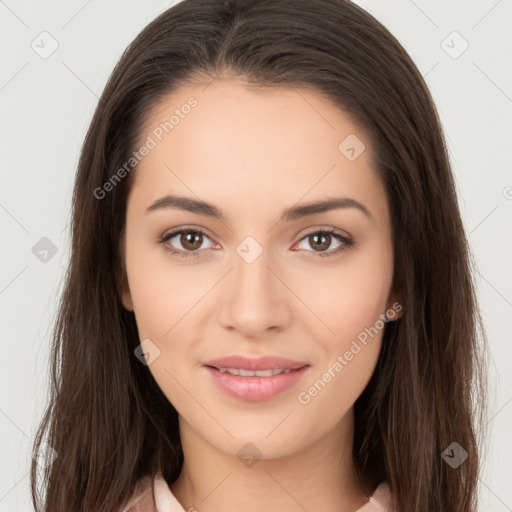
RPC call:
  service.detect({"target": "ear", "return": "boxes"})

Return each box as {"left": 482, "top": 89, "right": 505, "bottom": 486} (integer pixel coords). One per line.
{"left": 118, "top": 229, "right": 134, "bottom": 312}
{"left": 385, "top": 278, "right": 404, "bottom": 321}
{"left": 120, "top": 270, "right": 134, "bottom": 311}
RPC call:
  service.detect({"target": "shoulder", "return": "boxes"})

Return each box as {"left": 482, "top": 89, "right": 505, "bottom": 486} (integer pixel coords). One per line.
{"left": 121, "top": 474, "right": 393, "bottom": 512}
{"left": 356, "top": 481, "right": 396, "bottom": 512}
{"left": 120, "top": 471, "right": 186, "bottom": 512}
{"left": 120, "top": 474, "right": 157, "bottom": 512}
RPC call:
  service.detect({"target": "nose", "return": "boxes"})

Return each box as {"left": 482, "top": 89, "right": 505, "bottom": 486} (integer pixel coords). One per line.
{"left": 217, "top": 246, "right": 291, "bottom": 338}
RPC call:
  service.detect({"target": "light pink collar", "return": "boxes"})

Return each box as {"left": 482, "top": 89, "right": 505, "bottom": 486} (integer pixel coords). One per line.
{"left": 123, "top": 471, "right": 394, "bottom": 512}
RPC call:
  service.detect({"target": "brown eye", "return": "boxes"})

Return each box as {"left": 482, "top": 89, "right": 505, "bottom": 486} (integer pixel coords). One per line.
{"left": 295, "top": 229, "right": 354, "bottom": 258}
{"left": 180, "top": 231, "right": 203, "bottom": 251}
{"left": 308, "top": 232, "right": 332, "bottom": 252}
{"left": 158, "top": 228, "right": 215, "bottom": 258}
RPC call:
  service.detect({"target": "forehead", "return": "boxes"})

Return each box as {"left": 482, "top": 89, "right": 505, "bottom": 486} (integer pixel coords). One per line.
{"left": 141, "top": 77, "right": 366, "bottom": 157}
{"left": 129, "top": 78, "right": 388, "bottom": 223}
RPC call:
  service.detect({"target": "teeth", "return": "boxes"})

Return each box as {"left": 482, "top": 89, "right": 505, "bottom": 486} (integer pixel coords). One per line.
{"left": 217, "top": 368, "right": 294, "bottom": 377}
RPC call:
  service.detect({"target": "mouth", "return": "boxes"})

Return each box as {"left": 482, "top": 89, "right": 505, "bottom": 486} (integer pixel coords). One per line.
{"left": 205, "top": 365, "right": 305, "bottom": 377}
{"left": 202, "top": 359, "right": 311, "bottom": 401}
{"left": 202, "top": 354, "right": 309, "bottom": 372}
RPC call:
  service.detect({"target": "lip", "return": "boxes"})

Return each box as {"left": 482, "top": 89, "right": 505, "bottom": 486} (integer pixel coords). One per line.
{"left": 202, "top": 355, "right": 310, "bottom": 402}
{"left": 202, "top": 355, "right": 309, "bottom": 371}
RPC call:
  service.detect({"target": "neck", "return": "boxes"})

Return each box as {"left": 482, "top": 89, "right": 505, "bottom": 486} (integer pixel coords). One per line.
{"left": 170, "top": 408, "right": 372, "bottom": 512}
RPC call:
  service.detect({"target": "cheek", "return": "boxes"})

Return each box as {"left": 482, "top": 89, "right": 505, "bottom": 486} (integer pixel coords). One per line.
{"left": 297, "top": 271, "right": 389, "bottom": 418}
{"left": 295, "top": 336, "right": 381, "bottom": 441}
{"left": 330, "top": 272, "right": 389, "bottom": 346}
{"left": 125, "top": 246, "right": 211, "bottom": 406}
{"left": 290, "top": 246, "right": 391, "bottom": 405}
{"left": 125, "top": 240, "right": 206, "bottom": 337}
{"left": 291, "top": 248, "right": 393, "bottom": 348}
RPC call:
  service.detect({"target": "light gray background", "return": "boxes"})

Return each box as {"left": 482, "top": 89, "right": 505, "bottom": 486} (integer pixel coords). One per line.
{"left": 1, "top": 1, "right": 511, "bottom": 510}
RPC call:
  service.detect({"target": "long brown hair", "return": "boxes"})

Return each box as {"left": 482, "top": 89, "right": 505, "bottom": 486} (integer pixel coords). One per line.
{"left": 31, "top": 0, "right": 489, "bottom": 510}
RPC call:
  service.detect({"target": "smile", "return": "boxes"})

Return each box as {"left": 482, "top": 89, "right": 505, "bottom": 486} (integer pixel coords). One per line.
{"left": 215, "top": 367, "right": 299, "bottom": 377}
{"left": 203, "top": 364, "right": 310, "bottom": 401}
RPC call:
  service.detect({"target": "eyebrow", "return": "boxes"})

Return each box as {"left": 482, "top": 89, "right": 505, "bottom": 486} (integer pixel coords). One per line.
{"left": 145, "top": 194, "right": 373, "bottom": 222}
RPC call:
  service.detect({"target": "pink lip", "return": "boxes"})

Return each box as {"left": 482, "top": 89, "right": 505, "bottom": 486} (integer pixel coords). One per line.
{"left": 202, "top": 355, "right": 310, "bottom": 402}
{"left": 202, "top": 355, "right": 309, "bottom": 371}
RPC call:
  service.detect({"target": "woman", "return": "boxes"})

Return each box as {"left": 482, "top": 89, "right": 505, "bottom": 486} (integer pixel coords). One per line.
{"left": 30, "top": 1, "right": 488, "bottom": 511}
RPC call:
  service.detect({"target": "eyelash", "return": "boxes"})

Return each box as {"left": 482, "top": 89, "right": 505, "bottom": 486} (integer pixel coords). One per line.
{"left": 157, "top": 227, "right": 354, "bottom": 259}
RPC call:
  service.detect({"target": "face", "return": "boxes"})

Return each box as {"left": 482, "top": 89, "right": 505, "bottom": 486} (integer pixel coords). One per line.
{"left": 120, "top": 76, "right": 401, "bottom": 460}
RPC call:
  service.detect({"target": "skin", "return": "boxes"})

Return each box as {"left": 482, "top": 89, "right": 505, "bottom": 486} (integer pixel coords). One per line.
{"left": 120, "top": 74, "right": 403, "bottom": 512}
